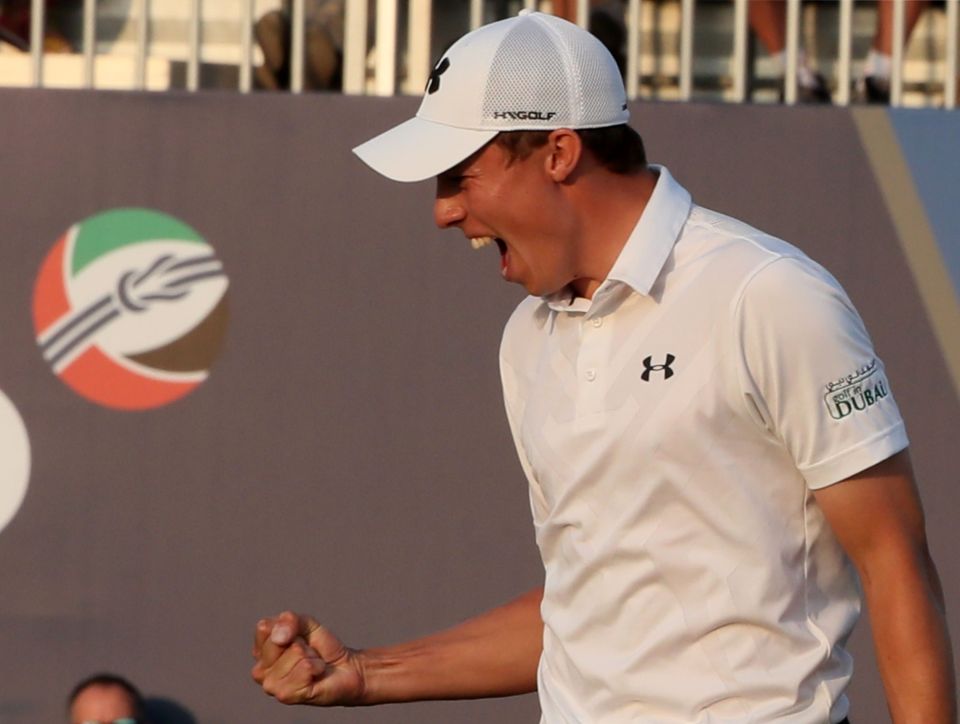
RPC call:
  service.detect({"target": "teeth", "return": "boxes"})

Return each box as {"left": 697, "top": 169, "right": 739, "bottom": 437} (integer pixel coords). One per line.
{"left": 471, "top": 236, "right": 494, "bottom": 250}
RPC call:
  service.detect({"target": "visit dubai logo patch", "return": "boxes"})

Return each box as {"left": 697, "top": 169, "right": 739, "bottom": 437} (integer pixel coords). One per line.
{"left": 823, "top": 358, "right": 890, "bottom": 420}
{"left": 32, "top": 208, "right": 229, "bottom": 410}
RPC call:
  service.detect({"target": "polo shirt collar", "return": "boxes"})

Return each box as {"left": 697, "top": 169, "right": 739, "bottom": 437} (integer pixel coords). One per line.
{"left": 544, "top": 164, "right": 692, "bottom": 313}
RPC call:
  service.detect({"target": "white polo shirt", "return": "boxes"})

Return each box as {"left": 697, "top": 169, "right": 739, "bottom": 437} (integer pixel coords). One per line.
{"left": 499, "top": 166, "right": 908, "bottom": 723}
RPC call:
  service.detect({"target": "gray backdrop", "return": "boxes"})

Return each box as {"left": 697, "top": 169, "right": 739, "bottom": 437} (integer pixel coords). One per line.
{"left": 0, "top": 89, "right": 957, "bottom": 723}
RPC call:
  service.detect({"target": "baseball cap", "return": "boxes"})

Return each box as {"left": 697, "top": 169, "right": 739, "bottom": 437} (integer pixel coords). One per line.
{"left": 352, "top": 10, "right": 629, "bottom": 183}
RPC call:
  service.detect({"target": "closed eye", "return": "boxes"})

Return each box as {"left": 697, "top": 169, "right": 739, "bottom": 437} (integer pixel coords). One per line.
{"left": 436, "top": 174, "right": 467, "bottom": 197}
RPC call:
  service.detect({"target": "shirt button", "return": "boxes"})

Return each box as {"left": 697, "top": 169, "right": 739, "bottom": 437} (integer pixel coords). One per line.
{"left": 585, "top": 368, "right": 597, "bottom": 381}
{"left": 591, "top": 317, "right": 603, "bottom": 328}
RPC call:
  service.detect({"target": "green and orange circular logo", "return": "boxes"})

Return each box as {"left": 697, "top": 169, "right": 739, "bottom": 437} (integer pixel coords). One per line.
{"left": 33, "top": 209, "right": 229, "bottom": 410}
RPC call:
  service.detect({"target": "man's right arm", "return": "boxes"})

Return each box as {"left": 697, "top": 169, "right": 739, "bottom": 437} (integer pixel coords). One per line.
{"left": 252, "top": 586, "right": 543, "bottom": 706}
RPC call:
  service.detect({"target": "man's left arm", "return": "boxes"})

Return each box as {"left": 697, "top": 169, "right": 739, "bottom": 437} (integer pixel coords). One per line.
{"left": 813, "top": 449, "right": 957, "bottom": 724}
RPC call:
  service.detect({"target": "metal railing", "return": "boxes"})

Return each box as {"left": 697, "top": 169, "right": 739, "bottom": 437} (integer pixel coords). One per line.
{"left": 5, "top": 0, "right": 958, "bottom": 108}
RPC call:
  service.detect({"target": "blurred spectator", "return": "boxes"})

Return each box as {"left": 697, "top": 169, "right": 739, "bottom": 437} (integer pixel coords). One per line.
{"left": 67, "top": 673, "right": 147, "bottom": 724}
{"left": 553, "top": 0, "right": 933, "bottom": 105}
{"left": 747, "top": 0, "right": 831, "bottom": 102}
{"left": 254, "top": 0, "right": 345, "bottom": 91}
{"left": 855, "top": 0, "right": 929, "bottom": 103}
{"left": 0, "top": 0, "right": 73, "bottom": 52}
{"left": 550, "top": 0, "right": 626, "bottom": 75}
{"left": 749, "top": 0, "right": 930, "bottom": 104}
{"left": 550, "top": 0, "right": 829, "bottom": 102}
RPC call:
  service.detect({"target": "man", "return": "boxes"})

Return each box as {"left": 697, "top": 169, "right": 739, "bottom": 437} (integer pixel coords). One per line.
{"left": 253, "top": 0, "right": 345, "bottom": 91}
{"left": 252, "top": 11, "right": 955, "bottom": 722}
{"left": 0, "top": 0, "right": 75, "bottom": 52}
{"left": 67, "top": 673, "right": 146, "bottom": 724}
{"left": 855, "top": 0, "right": 930, "bottom": 103}
{"left": 550, "top": 0, "right": 626, "bottom": 74}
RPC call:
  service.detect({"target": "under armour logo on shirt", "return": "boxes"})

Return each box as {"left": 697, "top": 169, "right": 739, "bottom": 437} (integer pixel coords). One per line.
{"left": 641, "top": 354, "right": 676, "bottom": 381}
{"left": 427, "top": 57, "right": 450, "bottom": 94}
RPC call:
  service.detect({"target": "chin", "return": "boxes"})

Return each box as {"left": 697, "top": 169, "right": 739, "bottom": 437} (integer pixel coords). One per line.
{"left": 531, "top": 281, "right": 566, "bottom": 297}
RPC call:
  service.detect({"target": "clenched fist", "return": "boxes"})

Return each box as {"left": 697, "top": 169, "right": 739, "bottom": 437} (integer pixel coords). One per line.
{"left": 252, "top": 611, "right": 366, "bottom": 706}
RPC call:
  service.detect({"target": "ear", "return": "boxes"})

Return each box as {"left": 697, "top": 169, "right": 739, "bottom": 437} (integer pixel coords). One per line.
{"left": 543, "top": 129, "right": 582, "bottom": 183}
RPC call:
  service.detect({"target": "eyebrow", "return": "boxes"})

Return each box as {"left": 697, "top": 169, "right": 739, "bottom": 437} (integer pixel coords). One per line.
{"left": 441, "top": 139, "right": 496, "bottom": 179}
{"left": 440, "top": 160, "right": 470, "bottom": 178}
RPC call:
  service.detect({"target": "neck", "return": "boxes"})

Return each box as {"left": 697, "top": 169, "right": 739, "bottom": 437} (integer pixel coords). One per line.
{"left": 569, "top": 166, "right": 658, "bottom": 299}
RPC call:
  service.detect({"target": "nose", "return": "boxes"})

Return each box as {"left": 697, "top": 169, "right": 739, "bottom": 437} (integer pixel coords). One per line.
{"left": 433, "top": 192, "right": 466, "bottom": 229}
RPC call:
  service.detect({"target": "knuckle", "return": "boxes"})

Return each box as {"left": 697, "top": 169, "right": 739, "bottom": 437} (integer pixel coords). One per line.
{"left": 295, "top": 657, "right": 316, "bottom": 674}
{"left": 289, "top": 641, "right": 308, "bottom": 657}
{"left": 275, "top": 690, "right": 298, "bottom": 705}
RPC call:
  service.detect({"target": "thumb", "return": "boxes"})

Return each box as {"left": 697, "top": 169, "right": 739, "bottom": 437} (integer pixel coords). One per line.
{"left": 269, "top": 610, "right": 305, "bottom": 646}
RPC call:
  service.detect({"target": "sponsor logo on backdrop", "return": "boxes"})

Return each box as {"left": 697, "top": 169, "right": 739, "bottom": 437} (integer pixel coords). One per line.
{"left": 823, "top": 358, "right": 889, "bottom": 420}
{"left": 0, "top": 390, "right": 30, "bottom": 535}
{"left": 32, "top": 208, "right": 230, "bottom": 410}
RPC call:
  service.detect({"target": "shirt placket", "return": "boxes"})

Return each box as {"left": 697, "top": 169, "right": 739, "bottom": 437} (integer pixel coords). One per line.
{"left": 576, "top": 311, "right": 611, "bottom": 417}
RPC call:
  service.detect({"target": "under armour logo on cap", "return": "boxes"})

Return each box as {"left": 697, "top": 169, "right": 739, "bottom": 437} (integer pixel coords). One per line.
{"left": 427, "top": 57, "right": 450, "bottom": 94}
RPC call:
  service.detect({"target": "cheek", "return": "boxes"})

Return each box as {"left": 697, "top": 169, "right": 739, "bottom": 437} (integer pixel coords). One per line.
{"left": 500, "top": 190, "right": 552, "bottom": 235}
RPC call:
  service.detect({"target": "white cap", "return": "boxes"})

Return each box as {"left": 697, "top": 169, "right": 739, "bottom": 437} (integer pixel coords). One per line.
{"left": 352, "top": 10, "right": 629, "bottom": 183}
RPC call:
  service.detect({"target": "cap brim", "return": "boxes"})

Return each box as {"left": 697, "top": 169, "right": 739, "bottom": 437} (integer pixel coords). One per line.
{"left": 352, "top": 117, "right": 498, "bottom": 183}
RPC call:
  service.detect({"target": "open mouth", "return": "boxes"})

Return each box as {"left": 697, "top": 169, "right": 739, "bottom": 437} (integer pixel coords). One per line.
{"left": 470, "top": 236, "right": 510, "bottom": 278}
{"left": 495, "top": 238, "right": 509, "bottom": 276}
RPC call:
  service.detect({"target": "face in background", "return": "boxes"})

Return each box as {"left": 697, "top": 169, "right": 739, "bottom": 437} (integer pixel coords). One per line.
{"left": 69, "top": 683, "right": 139, "bottom": 724}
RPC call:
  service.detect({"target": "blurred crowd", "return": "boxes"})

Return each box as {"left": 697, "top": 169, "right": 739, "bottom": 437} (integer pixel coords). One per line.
{"left": 247, "top": 0, "right": 936, "bottom": 104}
{"left": 0, "top": 1, "right": 950, "bottom": 103}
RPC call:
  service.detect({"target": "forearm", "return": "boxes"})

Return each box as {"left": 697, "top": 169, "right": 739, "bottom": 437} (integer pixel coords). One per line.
{"left": 358, "top": 587, "right": 543, "bottom": 704}
{"left": 814, "top": 454, "right": 956, "bottom": 723}
{"left": 862, "top": 546, "right": 956, "bottom": 723}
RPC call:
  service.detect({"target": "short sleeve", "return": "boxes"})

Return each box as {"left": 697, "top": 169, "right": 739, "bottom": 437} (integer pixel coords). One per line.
{"left": 500, "top": 297, "right": 552, "bottom": 521}
{"left": 734, "top": 256, "right": 908, "bottom": 489}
